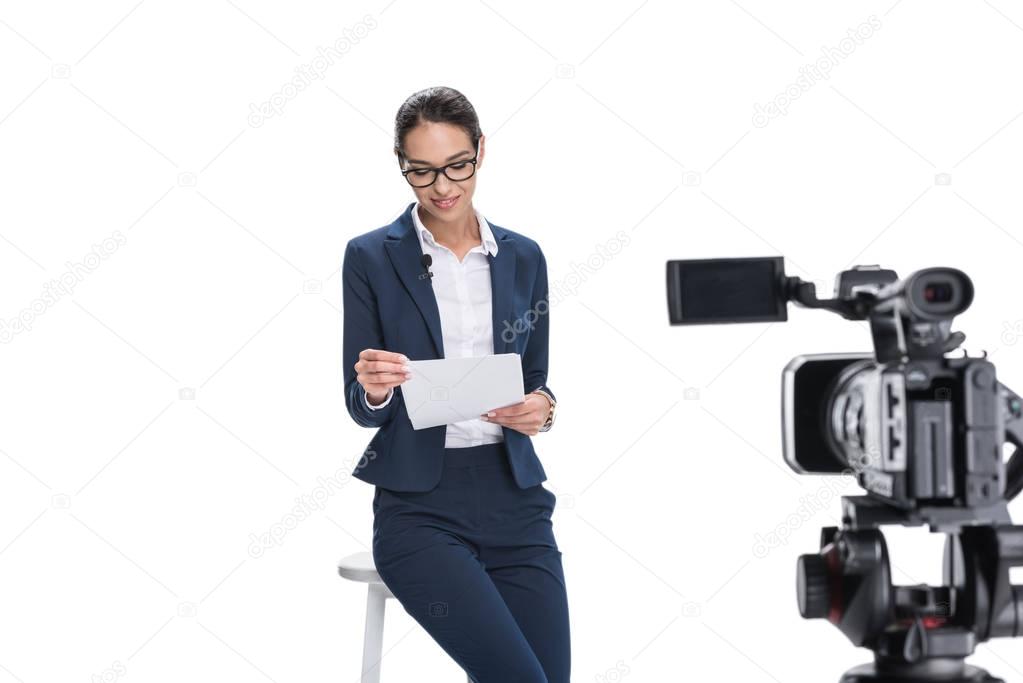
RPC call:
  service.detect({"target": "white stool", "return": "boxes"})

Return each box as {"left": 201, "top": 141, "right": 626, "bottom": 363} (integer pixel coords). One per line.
{"left": 338, "top": 551, "right": 472, "bottom": 682}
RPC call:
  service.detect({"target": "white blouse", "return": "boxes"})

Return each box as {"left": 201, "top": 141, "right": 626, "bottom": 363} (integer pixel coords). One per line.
{"left": 365, "top": 201, "right": 505, "bottom": 448}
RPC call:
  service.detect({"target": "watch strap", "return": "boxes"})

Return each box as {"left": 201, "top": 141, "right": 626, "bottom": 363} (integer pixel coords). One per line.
{"left": 531, "top": 388, "right": 556, "bottom": 432}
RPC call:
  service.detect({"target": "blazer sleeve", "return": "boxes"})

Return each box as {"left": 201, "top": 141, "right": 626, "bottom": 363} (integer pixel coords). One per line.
{"left": 341, "top": 239, "right": 402, "bottom": 428}
{"left": 523, "top": 245, "right": 555, "bottom": 404}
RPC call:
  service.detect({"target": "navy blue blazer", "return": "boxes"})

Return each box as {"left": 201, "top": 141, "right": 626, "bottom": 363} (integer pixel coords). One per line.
{"left": 342, "top": 201, "right": 556, "bottom": 492}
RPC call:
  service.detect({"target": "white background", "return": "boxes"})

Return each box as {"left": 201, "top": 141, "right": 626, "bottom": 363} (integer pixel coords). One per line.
{"left": 2, "top": 1, "right": 1022, "bottom": 681}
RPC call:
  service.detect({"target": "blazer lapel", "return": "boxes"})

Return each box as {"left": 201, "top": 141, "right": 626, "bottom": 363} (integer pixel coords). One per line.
{"left": 384, "top": 203, "right": 445, "bottom": 358}
{"left": 488, "top": 224, "right": 516, "bottom": 355}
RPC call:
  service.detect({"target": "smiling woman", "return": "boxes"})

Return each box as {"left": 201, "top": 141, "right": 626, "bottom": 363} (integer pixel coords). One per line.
{"left": 340, "top": 85, "right": 568, "bottom": 682}
{"left": 394, "top": 88, "right": 486, "bottom": 237}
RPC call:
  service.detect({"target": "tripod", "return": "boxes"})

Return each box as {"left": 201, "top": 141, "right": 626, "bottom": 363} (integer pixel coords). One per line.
{"left": 797, "top": 496, "right": 1023, "bottom": 682}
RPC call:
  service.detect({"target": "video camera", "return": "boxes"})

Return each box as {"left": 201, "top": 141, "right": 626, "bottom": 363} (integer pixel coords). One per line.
{"left": 667, "top": 257, "right": 1023, "bottom": 683}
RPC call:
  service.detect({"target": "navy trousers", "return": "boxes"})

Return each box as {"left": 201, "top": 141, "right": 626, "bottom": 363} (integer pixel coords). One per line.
{"left": 372, "top": 442, "right": 570, "bottom": 682}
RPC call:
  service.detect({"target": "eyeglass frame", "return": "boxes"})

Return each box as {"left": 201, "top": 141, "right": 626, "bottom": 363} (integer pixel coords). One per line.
{"left": 399, "top": 144, "right": 480, "bottom": 188}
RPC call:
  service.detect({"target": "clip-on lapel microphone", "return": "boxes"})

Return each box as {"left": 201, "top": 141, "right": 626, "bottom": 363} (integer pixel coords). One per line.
{"left": 419, "top": 253, "right": 434, "bottom": 280}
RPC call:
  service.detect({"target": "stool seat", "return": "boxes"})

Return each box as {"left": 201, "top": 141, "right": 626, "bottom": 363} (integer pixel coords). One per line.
{"left": 338, "top": 551, "right": 390, "bottom": 588}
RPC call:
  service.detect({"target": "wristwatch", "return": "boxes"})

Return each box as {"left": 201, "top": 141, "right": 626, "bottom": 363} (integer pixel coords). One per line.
{"left": 530, "top": 388, "right": 557, "bottom": 432}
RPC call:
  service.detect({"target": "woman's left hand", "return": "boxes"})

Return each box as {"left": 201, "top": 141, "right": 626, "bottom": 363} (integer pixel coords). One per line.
{"left": 481, "top": 393, "right": 550, "bottom": 436}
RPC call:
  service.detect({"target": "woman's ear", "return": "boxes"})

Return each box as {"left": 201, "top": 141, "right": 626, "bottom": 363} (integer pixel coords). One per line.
{"left": 476, "top": 134, "right": 486, "bottom": 169}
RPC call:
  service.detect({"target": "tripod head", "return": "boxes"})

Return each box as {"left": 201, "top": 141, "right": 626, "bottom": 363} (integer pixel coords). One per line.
{"left": 795, "top": 496, "right": 1022, "bottom": 682}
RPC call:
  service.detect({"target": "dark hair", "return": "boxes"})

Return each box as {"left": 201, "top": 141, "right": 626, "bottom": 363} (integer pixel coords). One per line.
{"left": 393, "top": 86, "right": 482, "bottom": 164}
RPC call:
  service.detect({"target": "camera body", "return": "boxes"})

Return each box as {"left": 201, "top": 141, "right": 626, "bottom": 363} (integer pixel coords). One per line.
{"left": 783, "top": 351, "right": 1007, "bottom": 511}
{"left": 666, "top": 256, "right": 1017, "bottom": 511}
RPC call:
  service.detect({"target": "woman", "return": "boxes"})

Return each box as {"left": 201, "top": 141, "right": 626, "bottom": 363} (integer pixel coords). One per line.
{"left": 341, "top": 86, "right": 569, "bottom": 682}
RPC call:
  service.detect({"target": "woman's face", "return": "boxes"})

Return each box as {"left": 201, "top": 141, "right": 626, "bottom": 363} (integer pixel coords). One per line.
{"left": 398, "top": 121, "right": 485, "bottom": 227}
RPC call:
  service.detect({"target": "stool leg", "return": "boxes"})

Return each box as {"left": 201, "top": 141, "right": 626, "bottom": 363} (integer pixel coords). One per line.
{"left": 360, "top": 582, "right": 388, "bottom": 683}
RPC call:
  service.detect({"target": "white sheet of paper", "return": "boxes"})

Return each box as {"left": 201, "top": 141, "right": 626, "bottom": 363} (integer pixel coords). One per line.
{"left": 401, "top": 353, "right": 525, "bottom": 430}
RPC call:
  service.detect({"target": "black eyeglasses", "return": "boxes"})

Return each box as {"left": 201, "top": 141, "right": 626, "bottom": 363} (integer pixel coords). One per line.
{"left": 400, "top": 149, "right": 479, "bottom": 188}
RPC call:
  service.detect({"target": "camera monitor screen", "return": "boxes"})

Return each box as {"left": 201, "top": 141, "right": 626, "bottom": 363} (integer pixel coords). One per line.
{"left": 667, "top": 256, "right": 788, "bottom": 324}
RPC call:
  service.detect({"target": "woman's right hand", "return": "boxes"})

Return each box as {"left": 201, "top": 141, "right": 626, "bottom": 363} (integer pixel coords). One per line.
{"left": 355, "top": 349, "right": 412, "bottom": 405}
